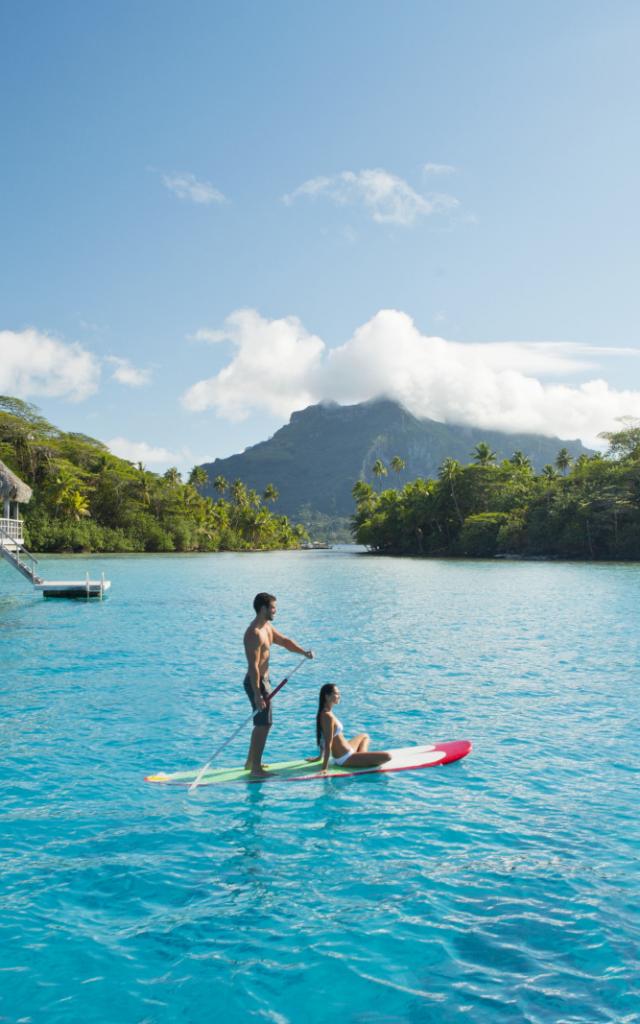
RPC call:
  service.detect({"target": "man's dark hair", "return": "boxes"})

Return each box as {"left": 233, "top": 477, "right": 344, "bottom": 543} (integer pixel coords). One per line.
{"left": 253, "top": 592, "right": 276, "bottom": 614}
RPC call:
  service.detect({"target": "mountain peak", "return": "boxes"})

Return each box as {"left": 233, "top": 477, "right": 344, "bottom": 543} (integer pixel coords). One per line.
{"left": 200, "top": 400, "right": 591, "bottom": 519}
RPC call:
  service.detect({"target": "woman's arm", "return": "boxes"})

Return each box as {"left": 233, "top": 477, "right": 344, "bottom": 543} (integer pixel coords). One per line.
{"left": 320, "top": 713, "right": 334, "bottom": 772}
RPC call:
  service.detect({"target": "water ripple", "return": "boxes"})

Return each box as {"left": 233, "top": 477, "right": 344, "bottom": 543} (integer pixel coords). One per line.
{"left": 1, "top": 552, "right": 639, "bottom": 1023}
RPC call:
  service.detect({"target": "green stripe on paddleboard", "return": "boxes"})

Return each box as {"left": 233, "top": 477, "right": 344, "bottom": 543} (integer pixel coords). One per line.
{"left": 147, "top": 759, "right": 334, "bottom": 784}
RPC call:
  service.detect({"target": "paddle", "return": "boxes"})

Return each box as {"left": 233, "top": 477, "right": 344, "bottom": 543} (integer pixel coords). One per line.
{"left": 188, "top": 656, "right": 309, "bottom": 792}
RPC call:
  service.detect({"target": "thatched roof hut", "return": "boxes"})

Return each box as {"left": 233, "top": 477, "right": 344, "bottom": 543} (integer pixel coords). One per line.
{"left": 0, "top": 460, "right": 32, "bottom": 503}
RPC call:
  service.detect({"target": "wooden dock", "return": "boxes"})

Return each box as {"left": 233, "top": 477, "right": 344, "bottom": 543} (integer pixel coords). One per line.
{"left": 34, "top": 575, "right": 111, "bottom": 599}
{"left": 1, "top": 462, "right": 111, "bottom": 599}
{"left": 1, "top": 523, "right": 111, "bottom": 600}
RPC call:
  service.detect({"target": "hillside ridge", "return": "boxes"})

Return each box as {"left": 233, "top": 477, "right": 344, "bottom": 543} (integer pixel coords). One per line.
{"left": 200, "top": 399, "right": 591, "bottom": 518}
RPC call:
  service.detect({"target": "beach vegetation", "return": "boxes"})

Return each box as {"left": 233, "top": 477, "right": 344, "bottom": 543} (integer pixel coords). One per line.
{"left": 0, "top": 397, "right": 307, "bottom": 553}
{"left": 352, "top": 424, "right": 640, "bottom": 559}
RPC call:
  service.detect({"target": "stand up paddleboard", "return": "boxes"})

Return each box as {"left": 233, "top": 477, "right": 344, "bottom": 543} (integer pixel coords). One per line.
{"left": 145, "top": 740, "right": 472, "bottom": 786}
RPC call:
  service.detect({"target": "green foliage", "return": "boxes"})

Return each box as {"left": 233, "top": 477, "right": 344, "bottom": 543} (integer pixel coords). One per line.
{"left": 453, "top": 513, "right": 508, "bottom": 557}
{"left": 352, "top": 432, "right": 640, "bottom": 560}
{"left": 1, "top": 400, "right": 307, "bottom": 554}
{"left": 598, "top": 418, "right": 640, "bottom": 461}
{"left": 472, "top": 441, "right": 497, "bottom": 465}
{"left": 296, "top": 504, "right": 352, "bottom": 543}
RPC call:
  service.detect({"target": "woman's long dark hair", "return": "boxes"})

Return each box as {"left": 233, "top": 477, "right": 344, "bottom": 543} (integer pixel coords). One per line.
{"left": 316, "top": 684, "right": 336, "bottom": 746}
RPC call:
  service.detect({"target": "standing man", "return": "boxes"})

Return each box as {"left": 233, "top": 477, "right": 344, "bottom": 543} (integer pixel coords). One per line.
{"left": 244, "top": 592, "right": 313, "bottom": 778}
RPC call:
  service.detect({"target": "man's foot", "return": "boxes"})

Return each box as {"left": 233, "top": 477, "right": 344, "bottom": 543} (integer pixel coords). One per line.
{"left": 248, "top": 767, "right": 271, "bottom": 779}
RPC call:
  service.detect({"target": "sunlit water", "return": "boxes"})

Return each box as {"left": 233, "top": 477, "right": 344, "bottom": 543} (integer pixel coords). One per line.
{"left": 1, "top": 548, "right": 639, "bottom": 1023}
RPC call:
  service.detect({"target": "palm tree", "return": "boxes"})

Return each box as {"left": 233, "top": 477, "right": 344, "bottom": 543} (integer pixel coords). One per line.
{"left": 439, "top": 457, "right": 463, "bottom": 524}
{"left": 390, "top": 455, "right": 406, "bottom": 476}
{"left": 510, "top": 450, "right": 532, "bottom": 470}
{"left": 231, "top": 479, "right": 248, "bottom": 506}
{"left": 541, "top": 464, "right": 558, "bottom": 481}
{"left": 163, "top": 467, "right": 182, "bottom": 487}
{"left": 555, "top": 448, "right": 572, "bottom": 476}
{"left": 54, "top": 479, "right": 91, "bottom": 520}
{"left": 68, "top": 490, "right": 91, "bottom": 520}
{"left": 213, "top": 474, "right": 228, "bottom": 498}
{"left": 352, "top": 479, "right": 374, "bottom": 502}
{"left": 263, "top": 483, "right": 279, "bottom": 505}
{"left": 372, "top": 458, "right": 388, "bottom": 491}
{"left": 472, "top": 442, "right": 497, "bottom": 466}
{"left": 136, "top": 462, "right": 151, "bottom": 506}
{"left": 182, "top": 484, "right": 200, "bottom": 511}
{"left": 188, "top": 466, "right": 208, "bottom": 490}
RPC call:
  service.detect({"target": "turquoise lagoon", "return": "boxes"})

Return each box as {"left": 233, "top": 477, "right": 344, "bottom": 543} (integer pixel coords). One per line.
{"left": 1, "top": 548, "right": 638, "bottom": 1023}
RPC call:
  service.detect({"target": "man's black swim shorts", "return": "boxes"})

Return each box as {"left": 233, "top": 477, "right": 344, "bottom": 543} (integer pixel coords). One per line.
{"left": 243, "top": 674, "right": 272, "bottom": 727}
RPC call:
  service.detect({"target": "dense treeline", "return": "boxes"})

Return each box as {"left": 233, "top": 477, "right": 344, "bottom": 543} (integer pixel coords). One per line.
{"left": 352, "top": 428, "right": 640, "bottom": 560}
{"left": 0, "top": 397, "right": 307, "bottom": 553}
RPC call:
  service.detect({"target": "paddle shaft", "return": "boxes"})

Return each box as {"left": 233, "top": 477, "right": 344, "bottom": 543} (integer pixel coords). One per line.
{"left": 188, "top": 657, "right": 308, "bottom": 792}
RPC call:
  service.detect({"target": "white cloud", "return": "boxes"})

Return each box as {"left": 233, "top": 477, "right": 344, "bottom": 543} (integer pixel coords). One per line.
{"left": 0, "top": 328, "right": 100, "bottom": 401}
{"left": 188, "top": 328, "right": 228, "bottom": 343}
{"left": 424, "top": 162, "right": 457, "bottom": 175}
{"left": 181, "top": 309, "right": 324, "bottom": 420}
{"left": 162, "top": 172, "right": 226, "bottom": 205}
{"left": 181, "top": 308, "right": 640, "bottom": 446}
{"left": 283, "top": 168, "right": 459, "bottom": 226}
{"left": 106, "top": 437, "right": 183, "bottom": 465}
{"left": 106, "top": 356, "right": 151, "bottom": 387}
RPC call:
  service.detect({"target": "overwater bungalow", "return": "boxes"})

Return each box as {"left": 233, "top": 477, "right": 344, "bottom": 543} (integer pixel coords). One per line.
{"left": 0, "top": 459, "right": 110, "bottom": 598}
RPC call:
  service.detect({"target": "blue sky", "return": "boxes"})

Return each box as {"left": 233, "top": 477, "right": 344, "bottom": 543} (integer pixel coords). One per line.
{"left": 2, "top": 1, "right": 639, "bottom": 470}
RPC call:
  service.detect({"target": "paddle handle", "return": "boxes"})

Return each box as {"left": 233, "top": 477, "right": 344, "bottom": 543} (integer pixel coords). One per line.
{"left": 188, "top": 656, "right": 308, "bottom": 792}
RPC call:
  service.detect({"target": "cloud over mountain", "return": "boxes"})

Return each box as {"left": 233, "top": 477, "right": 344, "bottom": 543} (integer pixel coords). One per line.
{"left": 182, "top": 309, "right": 640, "bottom": 446}
{"left": 183, "top": 309, "right": 324, "bottom": 420}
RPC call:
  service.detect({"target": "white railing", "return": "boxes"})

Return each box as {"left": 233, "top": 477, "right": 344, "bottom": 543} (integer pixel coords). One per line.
{"left": 0, "top": 518, "right": 24, "bottom": 541}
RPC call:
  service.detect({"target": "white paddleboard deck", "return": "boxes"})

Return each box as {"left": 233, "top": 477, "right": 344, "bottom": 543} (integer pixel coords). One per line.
{"left": 145, "top": 740, "right": 472, "bottom": 786}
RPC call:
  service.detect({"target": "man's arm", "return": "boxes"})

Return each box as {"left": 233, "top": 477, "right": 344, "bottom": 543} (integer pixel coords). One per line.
{"left": 246, "top": 629, "right": 266, "bottom": 710}
{"left": 271, "top": 626, "right": 313, "bottom": 659}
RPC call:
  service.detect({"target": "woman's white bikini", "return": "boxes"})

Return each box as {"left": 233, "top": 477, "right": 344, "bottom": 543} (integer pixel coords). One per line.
{"left": 315, "top": 683, "right": 391, "bottom": 772}
{"left": 320, "top": 715, "right": 354, "bottom": 766}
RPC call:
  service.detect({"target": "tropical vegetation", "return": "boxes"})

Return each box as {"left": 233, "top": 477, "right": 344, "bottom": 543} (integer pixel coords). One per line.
{"left": 197, "top": 397, "right": 590, "bottom": 521}
{"left": 352, "top": 424, "right": 640, "bottom": 560}
{"left": 0, "top": 397, "right": 307, "bottom": 553}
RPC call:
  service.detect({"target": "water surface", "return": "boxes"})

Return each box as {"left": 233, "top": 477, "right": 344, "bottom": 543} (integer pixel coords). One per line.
{"left": 1, "top": 549, "right": 639, "bottom": 1023}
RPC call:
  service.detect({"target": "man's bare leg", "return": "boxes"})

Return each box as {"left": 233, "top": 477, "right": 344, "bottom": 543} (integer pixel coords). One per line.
{"left": 245, "top": 725, "right": 270, "bottom": 777}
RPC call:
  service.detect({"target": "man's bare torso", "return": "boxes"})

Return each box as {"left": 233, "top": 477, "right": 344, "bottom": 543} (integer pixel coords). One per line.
{"left": 244, "top": 619, "right": 273, "bottom": 683}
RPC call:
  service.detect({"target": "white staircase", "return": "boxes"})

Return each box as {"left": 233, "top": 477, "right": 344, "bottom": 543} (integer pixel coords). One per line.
{"left": 0, "top": 518, "right": 110, "bottom": 598}
{"left": 0, "top": 520, "right": 43, "bottom": 584}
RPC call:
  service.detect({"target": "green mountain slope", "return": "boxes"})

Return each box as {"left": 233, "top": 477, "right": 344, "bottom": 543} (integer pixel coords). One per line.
{"left": 200, "top": 399, "right": 592, "bottom": 518}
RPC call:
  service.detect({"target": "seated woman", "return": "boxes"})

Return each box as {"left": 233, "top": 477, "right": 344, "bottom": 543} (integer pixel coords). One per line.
{"left": 312, "top": 683, "right": 391, "bottom": 772}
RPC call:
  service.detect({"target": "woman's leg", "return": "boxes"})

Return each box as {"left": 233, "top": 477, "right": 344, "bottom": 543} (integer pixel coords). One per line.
{"left": 343, "top": 750, "right": 391, "bottom": 768}
{"left": 348, "top": 733, "right": 370, "bottom": 752}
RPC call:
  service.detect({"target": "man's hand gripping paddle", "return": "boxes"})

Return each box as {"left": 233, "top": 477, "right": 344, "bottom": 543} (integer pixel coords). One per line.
{"left": 188, "top": 656, "right": 309, "bottom": 792}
